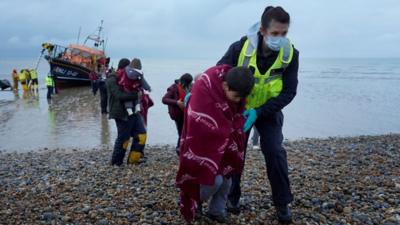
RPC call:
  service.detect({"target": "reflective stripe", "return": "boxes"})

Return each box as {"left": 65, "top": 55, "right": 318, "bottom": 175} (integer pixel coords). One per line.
{"left": 263, "top": 74, "right": 282, "bottom": 84}
{"left": 242, "top": 42, "right": 255, "bottom": 68}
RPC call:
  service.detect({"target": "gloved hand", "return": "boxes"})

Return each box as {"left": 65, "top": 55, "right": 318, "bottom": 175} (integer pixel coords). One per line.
{"left": 243, "top": 108, "right": 258, "bottom": 132}
{"left": 184, "top": 92, "right": 191, "bottom": 107}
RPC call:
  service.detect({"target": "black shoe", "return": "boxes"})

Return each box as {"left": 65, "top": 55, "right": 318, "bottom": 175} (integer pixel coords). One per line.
{"left": 227, "top": 200, "right": 240, "bottom": 215}
{"left": 206, "top": 212, "right": 229, "bottom": 224}
{"left": 276, "top": 205, "right": 292, "bottom": 223}
{"left": 195, "top": 203, "right": 203, "bottom": 220}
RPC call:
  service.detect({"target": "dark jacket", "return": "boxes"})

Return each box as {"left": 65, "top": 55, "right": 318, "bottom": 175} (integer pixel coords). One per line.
{"left": 217, "top": 34, "right": 299, "bottom": 117}
{"left": 162, "top": 82, "right": 184, "bottom": 121}
{"left": 105, "top": 73, "right": 138, "bottom": 121}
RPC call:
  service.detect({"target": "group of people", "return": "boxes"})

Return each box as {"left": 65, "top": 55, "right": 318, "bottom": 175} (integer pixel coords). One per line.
{"left": 10, "top": 68, "right": 40, "bottom": 93}
{"left": 8, "top": 68, "right": 56, "bottom": 100}
{"left": 106, "top": 6, "right": 299, "bottom": 224}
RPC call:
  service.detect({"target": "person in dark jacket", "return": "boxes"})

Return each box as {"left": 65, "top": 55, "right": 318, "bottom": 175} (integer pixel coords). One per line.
{"left": 162, "top": 73, "right": 193, "bottom": 155}
{"left": 98, "top": 72, "right": 108, "bottom": 114}
{"left": 107, "top": 58, "right": 138, "bottom": 166}
{"left": 89, "top": 71, "right": 99, "bottom": 95}
{"left": 217, "top": 6, "right": 299, "bottom": 223}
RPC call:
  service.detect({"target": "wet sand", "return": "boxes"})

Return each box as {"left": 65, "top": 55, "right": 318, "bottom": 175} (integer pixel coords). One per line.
{"left": 0, "top": 134, "right": 399, "bottom": 224}
{"left": 0, "top": 87, "right": 115, "bottom": 152}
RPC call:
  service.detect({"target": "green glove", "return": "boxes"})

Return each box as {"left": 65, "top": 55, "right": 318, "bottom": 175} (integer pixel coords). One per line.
{"left": 243, "top": 108, "right": 258, "bottom": 132}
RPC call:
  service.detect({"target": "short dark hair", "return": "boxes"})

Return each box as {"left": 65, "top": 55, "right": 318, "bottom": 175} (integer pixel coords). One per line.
{"left": 117, "top": 58, "right": 130, "bottom": 69}
{"left": 261, "top": 6, "right": 290, "bottom": 29}
{"left": 180, "top": 73, "right": 193, "bottom": 87}
{"left": 224, "top": 67, "right": 254, "bottom": 97}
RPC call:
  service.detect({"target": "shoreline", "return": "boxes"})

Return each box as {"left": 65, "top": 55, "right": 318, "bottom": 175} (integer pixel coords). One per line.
{"left": 0, "top": 134, "right": 399, "bottom": 224}
{"left": 1, "top": 133, "right": 399, "bottom": 153}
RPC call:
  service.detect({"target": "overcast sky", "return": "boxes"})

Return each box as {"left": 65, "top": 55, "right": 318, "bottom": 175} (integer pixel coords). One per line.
{"left": 1, "top": 0, "right": 400, "bottom": 60}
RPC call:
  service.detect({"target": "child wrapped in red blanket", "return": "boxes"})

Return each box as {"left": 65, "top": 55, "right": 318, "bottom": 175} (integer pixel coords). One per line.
{"left": 176, "top": 65, "right": 254, "bottom": 224}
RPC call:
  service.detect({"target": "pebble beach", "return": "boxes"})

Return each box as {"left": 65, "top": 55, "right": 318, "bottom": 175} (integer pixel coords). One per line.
{"left": 0, "top": 134, "right": 399, "bottom": 225}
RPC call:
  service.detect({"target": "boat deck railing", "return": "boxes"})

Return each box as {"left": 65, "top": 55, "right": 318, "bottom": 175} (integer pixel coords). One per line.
{"left": 48, "top": 45, "right": 97, "bottom": 71}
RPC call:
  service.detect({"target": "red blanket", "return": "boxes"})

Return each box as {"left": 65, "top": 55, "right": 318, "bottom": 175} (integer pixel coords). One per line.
{"left": 140, "top": 93, "right": 154, "bottom": 125}
{"left": 116, "top": 69, "right": 153, "bottom": 124}
{"left": 176, "top": 64, "right": 246, "bottom": 223}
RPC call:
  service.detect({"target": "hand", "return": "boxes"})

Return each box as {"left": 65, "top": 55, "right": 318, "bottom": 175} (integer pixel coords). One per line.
{"left": 184, "top": 92, "right": 191, "bottom": 107}
{"left": 177, "top": 100, "right": 184, "bottom": 110}
{"left": 243, "top": 109, "right": 258, "bottom": 132}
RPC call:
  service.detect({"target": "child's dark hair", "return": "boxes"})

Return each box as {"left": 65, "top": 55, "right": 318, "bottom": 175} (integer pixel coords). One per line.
{"left": 117, "top": 58, "right": 130, "bottom": 69}
{"left": 180, "top": 73, "right": 193, "bottom": 87}
{"left": 261, "top": 6, "right": 290, "bottom": 29}
{"left": 224, "top": 67, "right": 254, "bottom": 97}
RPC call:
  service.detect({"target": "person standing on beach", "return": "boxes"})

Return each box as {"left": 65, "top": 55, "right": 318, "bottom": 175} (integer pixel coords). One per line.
{"left": 45, "top": 74, "right": 55, "bottom": 100}
{"left": 25, "top": 69, "right": 32, "bottom": 91}
{"left": 217, "top": 6, "right": 299, "bottom": 222}
{"left": 89, "top": 71, "right": 99, "bottom": 95}
{"left": 162, "top": 73, "right": 193, "bottom": 155}
{"left": 98, "top": 71, "right": 108, "bottom": 114}
{"left": 116, "top": 58, "right": 152, "bottom": 164}
{"left": 29, "top": 69, "right": 39, "bottom": 93}
{"left": 18, "top": 69, "right": 28, "bottom": 92}
{"left": 107, "top": 58, "right": 140, "bottom": 166}
{"left": 11, "top": 69, "right": 19, "bottom": 91}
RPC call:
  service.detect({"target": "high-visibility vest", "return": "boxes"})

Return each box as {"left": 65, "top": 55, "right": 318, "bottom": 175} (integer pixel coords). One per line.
{"left": 45, "top": 76, "right": 54, "bottom": 87}
{"left": 18, "top": 71, "right": 26, "bottom": 81}
{"left": 237, "top": 39, "right": 294, "bottom": 109}
{"left": 30, "top": 70, "right": 38, "bottom": 79}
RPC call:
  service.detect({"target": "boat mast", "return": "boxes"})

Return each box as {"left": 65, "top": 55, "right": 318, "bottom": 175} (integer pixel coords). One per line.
{"left": 98, "top": 20, "right": 103, "bottom": 42}
{"left": 84, "top": 20, "right": 105, "bottom": 49}
{"left": 76, "top": 26, "right": 82, "bottom": 44}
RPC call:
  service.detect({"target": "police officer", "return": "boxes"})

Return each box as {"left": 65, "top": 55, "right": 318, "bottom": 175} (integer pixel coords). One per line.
{"left": 218, "top": 6, "right": 299, "bottom": 222}
{"left": 45, "top": 74, "right": 55, "bottom": 100}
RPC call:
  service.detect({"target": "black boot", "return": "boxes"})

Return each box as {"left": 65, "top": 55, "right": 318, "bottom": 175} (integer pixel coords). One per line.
{"left": 195, "top": 203, "right": 203, "bottom": 220}
{"left": 226, "top": 200, "right": 240, "bottom": 215}
{"left": 276, "top": 205, "right": 292, "bottom": 223}
{"left": 206, "top": 212, "right": 230, "bottom": 224}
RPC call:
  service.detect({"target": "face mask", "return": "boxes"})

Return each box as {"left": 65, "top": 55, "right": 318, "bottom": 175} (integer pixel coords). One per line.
{"left": 265, "top": 36, "right": 285, "bottom": 51}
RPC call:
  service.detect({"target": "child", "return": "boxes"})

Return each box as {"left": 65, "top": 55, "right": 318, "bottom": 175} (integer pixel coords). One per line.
{"left": 117, "top": 58, "right": 151, "bottom": 114}
{"left": 176, "top": 64, "right": 254, "bottom": 224}
{"left": 162, "top": 73, "right": 193, "bottom": 155}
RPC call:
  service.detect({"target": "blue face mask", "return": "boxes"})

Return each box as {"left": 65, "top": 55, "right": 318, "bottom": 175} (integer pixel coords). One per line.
{"left": 265, "top": 36, "right": 286, "bottom": 51}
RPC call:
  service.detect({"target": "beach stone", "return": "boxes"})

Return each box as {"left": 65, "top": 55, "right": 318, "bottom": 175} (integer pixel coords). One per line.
{"left": 81, "top": 205, "right": 91, "bottom": 214}
{"left": 343, "top": 207, "right": 352, "bottom": 214}
{"left": 353, "top": 213, "right": 372, "bottom": 224}
{"left": 334, "top": 202, "right": 344, "bottom": 213}
{"left": 1, "top": 135, "right": 399, "bottom": 224}
{"left": 98, "top": 219, "right": 108, "bottom": 225}
{"left": 63, "top": 196, "right": 73, "bottom": 204}
{"left": 62, "top": 216, "right": 72, "bottom": 222}
{"left": 41, "top": 212, "right": 55, "bottom": 221}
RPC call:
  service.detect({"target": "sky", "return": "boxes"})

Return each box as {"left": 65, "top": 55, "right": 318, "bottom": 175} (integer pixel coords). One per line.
{"left": 1, "top": 0, "right": 400, "bottom": 61}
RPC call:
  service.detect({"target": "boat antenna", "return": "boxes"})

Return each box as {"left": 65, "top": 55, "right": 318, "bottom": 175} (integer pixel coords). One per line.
{"left": 83, "top": 20, "right": 105, "bottom": 48}
{"left": 104, "top": 37, "right": 108, "bottom": 52}
{"left": 98, "top": 20, "right": 103, "bottom": 39}
{"left": 76, "top": 26, "right": 82, "bottom": 44}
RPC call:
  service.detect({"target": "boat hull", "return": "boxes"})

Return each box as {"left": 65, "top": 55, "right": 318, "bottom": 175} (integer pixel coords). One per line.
{"left": 48, "top": 58, "right": 91, "bottom": 86}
